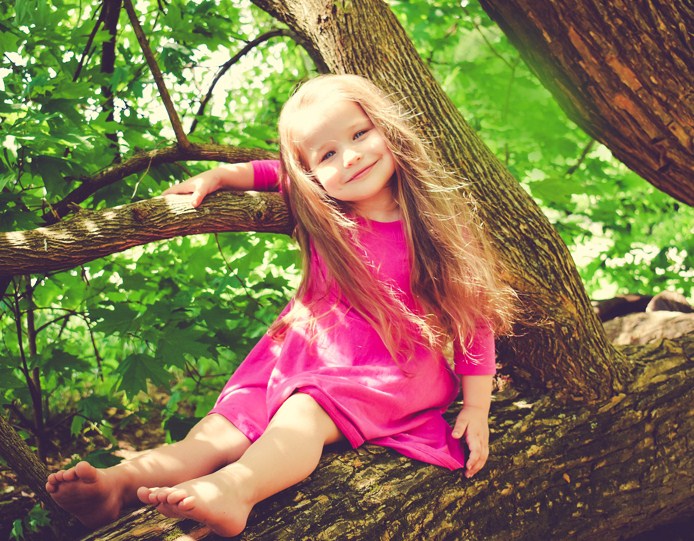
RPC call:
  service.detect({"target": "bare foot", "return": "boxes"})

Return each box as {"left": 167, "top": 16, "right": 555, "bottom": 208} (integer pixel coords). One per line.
{"left": 46, "top": 461, "right": 124, "bottom": 529}
{"left": 138, "top": 469, "right": 253, "bottom": 538}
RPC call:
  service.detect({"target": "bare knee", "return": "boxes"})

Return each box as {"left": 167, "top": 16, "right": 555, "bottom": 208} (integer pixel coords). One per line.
{"left": 185, "top": 414, "right": 251, "bottom": 456}
{"left": 281, "top": 393, "right": 344, "bottom": 445}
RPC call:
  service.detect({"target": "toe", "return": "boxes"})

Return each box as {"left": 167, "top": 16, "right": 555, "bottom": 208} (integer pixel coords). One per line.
{"left": 165, "top": 489, "right": 188, "bottom": 506}
{"left": 177, "top": 495, "right": 196, "bottom": 512}
{"left": 74, "top": 461, "right": 98, "bottom": 482}
{"left": 136, "top": 487, "right": 152, "bottom": 505}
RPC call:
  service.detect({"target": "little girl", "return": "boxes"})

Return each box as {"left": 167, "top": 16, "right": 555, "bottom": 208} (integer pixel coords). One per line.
{"left": 46, "top": 74, "right": 515, "bottom": 537}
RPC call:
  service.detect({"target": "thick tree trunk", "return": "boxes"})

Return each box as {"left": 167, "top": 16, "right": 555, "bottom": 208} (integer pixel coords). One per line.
{"left": 252, "top": 0, "right": 630, "bottom": 403}
{"left": 478, "top": 0, "right": 694, "bottom": 206}
{"left": 74, "top": 334, "right": 693, "bottom": 541}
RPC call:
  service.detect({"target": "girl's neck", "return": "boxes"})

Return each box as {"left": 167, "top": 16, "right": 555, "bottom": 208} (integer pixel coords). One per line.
{"left": 352, "top": 190, "right": 400, "bottom": 222}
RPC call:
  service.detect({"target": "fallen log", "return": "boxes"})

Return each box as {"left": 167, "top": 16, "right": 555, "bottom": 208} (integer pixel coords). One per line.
{"left": 74, "top": 333, "right": 694, "bottom": 541}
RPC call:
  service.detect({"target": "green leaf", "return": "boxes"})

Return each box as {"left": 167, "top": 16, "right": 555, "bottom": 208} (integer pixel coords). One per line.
{"left": 90, "top": 304, "right": 140, "bottom": 334}
{"left": 157, "top": 326, "right": 212, "bottom": 367}
{"left": 9, "top": 519, "right": 23, "bottom": 541}
{"left": 83, "top": 449, "right": 123, "bottom": 468}
{"left": 78, "top": 395, "right": 116, "bottom": 421}
{"left": 0, "top": 31, "right": 19, "bottom": 54}
{"left": 39, "top": 349, "right": 92, "bottom": 376}
{"left": 115, "top": 353, "right": 170, "bottom": 396}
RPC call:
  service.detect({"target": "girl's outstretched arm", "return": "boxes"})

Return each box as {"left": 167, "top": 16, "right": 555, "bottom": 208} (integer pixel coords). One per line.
{"left": 162, "top": 163, "right": 257, "bottom": 208}
{"left": 452, "top": 374, "right": 493, "bottom": 478}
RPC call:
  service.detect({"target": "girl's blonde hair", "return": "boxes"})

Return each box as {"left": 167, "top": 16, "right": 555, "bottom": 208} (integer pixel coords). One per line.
{"left": 271, "top": 74, "right": 515, "bottom": 361}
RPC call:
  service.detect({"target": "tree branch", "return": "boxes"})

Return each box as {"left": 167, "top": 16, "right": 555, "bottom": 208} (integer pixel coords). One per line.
{"left": 72, "top": 3, "right": 105, "bottom": 82}
{"left": 42, "top": 143, "right": 276, "bottom": 224}
{"left": 4, "top": 191, "right": 291, "bottom": 277}
{"left": 122, "top": 0, "right": 190, "bottom": 150}
{"left": 565, "top": 139, "right": 596, "bottom": 177}
{"left": 189, "top": 29, "right": 295, "bottom": 135}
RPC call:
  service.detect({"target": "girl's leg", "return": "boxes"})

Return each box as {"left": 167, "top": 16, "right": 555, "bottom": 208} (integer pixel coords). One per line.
{"left": 46, "top": 413, "right": 251, "bottom": 529}
{"left": 145, "top": 393, "right": 343, "bottom": 537}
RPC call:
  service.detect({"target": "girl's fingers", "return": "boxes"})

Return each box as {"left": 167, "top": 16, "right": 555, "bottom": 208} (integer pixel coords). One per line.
{"left": 191, "top": 190, "right": 204, "bottom": 208}
{"left": 465, "top": 434, "right": 489, "bottom": 477}
{"left": 162, "top": 183, "right": 187, "bottom": 195}
{"left": 452, "top": 417, "right": 468, "bottom": 439}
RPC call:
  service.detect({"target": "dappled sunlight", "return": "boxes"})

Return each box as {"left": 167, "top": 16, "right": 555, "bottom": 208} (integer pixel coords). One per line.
{"left": 160, "top": 193, "right": 195, "bottom": 210}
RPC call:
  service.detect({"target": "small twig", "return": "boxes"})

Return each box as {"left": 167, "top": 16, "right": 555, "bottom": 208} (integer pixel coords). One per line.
{"left": 122, "top": 0, "right": 191, "bottom": 150}
{"left": 565, "top": 139, "right": 596, "bottom": 176}
{"left": 213, "top": 233, "right": 257, "bottom": 301}
{"left": 463, "top": 6, "right": 515, "bottom": 69}
{"left": 189, "top": 29, "right": 293, "bottom": 135}
{"left": 73, "top": 3, "right": 105, "bottom": 81}
{"left": 34, "top": 311, "right": 76, "bottom": 334}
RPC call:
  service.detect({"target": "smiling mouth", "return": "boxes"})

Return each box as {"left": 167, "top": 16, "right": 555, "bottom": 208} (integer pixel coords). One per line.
{"left": 349, "top": 162, "right": 376, "bottom": 182}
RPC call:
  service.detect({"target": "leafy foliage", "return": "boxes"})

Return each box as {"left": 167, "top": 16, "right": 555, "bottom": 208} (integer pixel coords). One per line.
{"left": 0, "top": 0, "right": 303, "bottom": 458}
{"left": 0, "top": 0, "right": 690, "bottom": 475}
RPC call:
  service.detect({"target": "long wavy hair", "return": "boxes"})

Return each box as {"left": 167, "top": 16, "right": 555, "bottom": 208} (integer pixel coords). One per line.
{"left": 270, "top": 74, "right": 515, "bottom": 361}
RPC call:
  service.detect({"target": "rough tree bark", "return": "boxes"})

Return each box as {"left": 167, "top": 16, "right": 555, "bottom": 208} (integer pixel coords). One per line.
{"left": 0, "top": 191, "right": 290, "bottom": 275}
{"left": 478, "top": 0, "right": 694, "bottom": 206}
{"left": 1, "top": 0, "right": 692, "bottom": 539}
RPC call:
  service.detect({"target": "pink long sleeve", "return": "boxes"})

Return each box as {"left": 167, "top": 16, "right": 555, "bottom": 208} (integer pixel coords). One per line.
{"left": 453, "top": 324, "right": 496, "bottom": 375}
{"left": 252, "top": 160, "right": 281, "bottom": 192}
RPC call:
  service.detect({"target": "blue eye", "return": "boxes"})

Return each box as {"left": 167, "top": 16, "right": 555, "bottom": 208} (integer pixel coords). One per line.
{"left": 320, "top": 150, "right": 335, "bottom": 162}
{"left": 354, "top": 129, "right": 367, "bottom": 140}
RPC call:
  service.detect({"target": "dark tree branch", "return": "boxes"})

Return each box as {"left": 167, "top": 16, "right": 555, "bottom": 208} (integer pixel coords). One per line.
{"left": 122, "top": 0, "right": 191, "bottom": 150}
{"left": 478, "top": 0, "right": 694, "bottom": 205}
{"left": 566, "top": 139, "right": 596, "bottom": 177}
{"left": 100, "top": 0, "right": 124, "bottom": 159}
{"left": 73, "top": 3, "right": 105, "bottom": 82}
{"left": 189, "top": 28, "right": 295, "bottom": 135}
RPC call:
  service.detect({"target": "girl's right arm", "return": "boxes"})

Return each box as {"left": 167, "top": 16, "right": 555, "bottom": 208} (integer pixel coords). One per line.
{"left": 162, "top": 160, "right": 280, "bottom": 208}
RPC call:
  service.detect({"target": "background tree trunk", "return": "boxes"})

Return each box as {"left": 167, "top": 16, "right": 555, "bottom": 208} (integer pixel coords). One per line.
{"left": 478, "top": 0, "right": 694, "bottom": 206}
{"left": 77, "top": 335, "right": 694, "bottom": 541}
{"left": 251, "top": 0, "right": 630, "bottom": 403}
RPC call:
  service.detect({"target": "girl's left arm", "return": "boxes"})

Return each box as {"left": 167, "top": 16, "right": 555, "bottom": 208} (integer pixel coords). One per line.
{"left": 452, "top": 375, "right": 493, "bottom": 478}
{"left": 452, "top": 322, "right": 496, "bottom": 478}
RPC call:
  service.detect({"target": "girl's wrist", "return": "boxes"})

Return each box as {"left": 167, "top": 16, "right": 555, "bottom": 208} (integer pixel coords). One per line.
{"left": 461, "top": 402, "right": 490, "bottom": 415}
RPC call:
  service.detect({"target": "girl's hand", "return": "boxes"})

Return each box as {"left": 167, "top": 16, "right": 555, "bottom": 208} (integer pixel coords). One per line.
{"left": 452, "top": 405, "right": 490, "bottom": 478}
{"left": 162, "top": 172, "right": 220, "bottom": 208}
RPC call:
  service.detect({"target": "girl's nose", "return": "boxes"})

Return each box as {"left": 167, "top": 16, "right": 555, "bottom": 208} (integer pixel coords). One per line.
{"left": 343, "top": 148, "right": 361, "bottom": 167}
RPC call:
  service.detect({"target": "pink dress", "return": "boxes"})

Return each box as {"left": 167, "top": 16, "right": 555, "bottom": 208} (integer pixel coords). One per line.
{"left": 210, "top": 161, "right": 495, "bottom": 470}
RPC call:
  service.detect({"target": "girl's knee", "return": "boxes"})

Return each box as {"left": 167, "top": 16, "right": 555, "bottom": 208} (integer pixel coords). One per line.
{"left": 283, "top": 393, "right": 344, "bottom": 444}
{"left": 187, "top": 414, "right": 249, "bottom": 445}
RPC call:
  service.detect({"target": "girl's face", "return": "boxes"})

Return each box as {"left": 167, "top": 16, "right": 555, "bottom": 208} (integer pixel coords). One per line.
{"left": 295, "top": 99, "right": 398, "bottom": 220}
